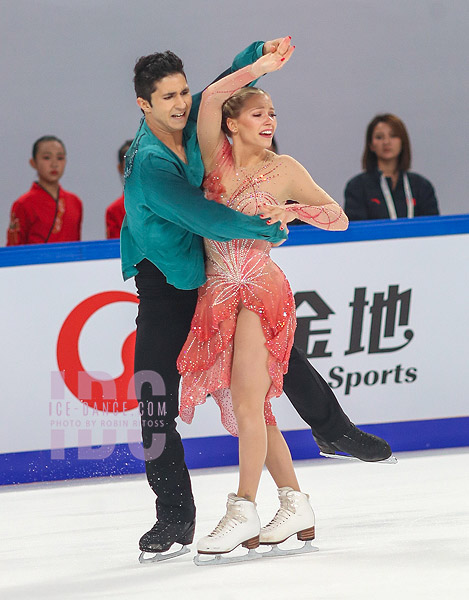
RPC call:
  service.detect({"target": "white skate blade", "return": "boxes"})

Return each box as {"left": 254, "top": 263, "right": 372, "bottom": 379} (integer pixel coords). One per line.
{"left": 320, "top": 451, "right": 398, "bottom": 464}
{"left": 138, "top": 544, "right": 190, "bottom": 564}
{"left": 194, "top": 548, "right": 261, "bottom": 566}
{"left": 260, "top": 540, "right": 319, "bottom": 558}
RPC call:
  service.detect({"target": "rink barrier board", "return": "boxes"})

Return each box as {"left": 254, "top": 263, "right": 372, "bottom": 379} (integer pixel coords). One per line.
{"left": 1, "top": 215, "right": 468, "bottom": 486}
{"left": 1, "top": 416, "right": 468, "bottom": 486}
{"left": 1, "top": 214, "right": 469, "bottom": 268}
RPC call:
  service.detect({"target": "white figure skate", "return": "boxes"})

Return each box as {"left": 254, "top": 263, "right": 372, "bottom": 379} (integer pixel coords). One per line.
{"left": 194, "top": 493, "right": 261, "bottom": 566}
{"left": 259, "top": 487, "right": 318, "bottom": 558}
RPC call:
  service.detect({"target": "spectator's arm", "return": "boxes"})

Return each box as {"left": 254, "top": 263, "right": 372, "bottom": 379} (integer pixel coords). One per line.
{"left": 417, "top": 178, "right": 440, "bottom": 216}
{"left": 106, "top": 207, "right": 121, "bottom": 239}
{"left": 344, "top": 177, "right": 369, "bottom": 221}
{"left": 6, "top": 202, "right": 28, "bottom": 246}
{"left": 77, "top": 199, "right": 83, "bottom": 241}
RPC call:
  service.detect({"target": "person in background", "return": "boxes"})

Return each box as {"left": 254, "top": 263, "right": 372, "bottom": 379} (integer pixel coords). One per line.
{"left": 6, "top": 136, "right": 82, "bottom": 245}
{"left": 106, "top": 139, "right": 133, "bottom": 238}
{"left": 344, "top": 114, "right": 439, "bottom": 220}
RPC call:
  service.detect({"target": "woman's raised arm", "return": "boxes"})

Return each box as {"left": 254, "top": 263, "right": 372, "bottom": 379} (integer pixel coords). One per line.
{"left": 197, "top": 37, "right": 294, "bottom": 172}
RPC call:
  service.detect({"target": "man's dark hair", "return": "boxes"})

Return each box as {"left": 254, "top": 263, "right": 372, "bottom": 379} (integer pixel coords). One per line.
{"left": 133, "top": 51, "right": 186, "bottom": 103}
{"left": 32, "top": 136, "right": 65, "bottom": 159}
{"left": 118, "top": 139, "right": 133, "bottom": 164}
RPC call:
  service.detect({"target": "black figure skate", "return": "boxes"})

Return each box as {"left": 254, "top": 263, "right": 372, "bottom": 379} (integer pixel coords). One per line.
{"left": 138, "top": 520, "right": 195, "bottom": 564}
{"left": 314, "top": 423, "right": 397, "bottom": 464}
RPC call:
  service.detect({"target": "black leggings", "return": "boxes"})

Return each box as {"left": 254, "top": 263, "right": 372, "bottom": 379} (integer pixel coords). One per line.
{"left": 134, "top": 260, "right": 350, "bottom": 522}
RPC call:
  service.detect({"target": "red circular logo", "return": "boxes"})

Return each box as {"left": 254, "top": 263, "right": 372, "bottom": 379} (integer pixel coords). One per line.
{"left": 57, "top": 291, "right": 138, "bottom": 412}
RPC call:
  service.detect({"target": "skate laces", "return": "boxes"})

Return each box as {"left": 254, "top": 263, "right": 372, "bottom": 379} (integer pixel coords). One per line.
{"left": 208, "top": 504, "right": 247, "bottom": 538}
{"left": 264, "top": 494, "right": 297, "bottom": 529}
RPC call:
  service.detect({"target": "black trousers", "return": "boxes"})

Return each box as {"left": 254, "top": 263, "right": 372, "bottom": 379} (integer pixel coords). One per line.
{"left": 134, "top": 260, "right": 350, "bottom": 522}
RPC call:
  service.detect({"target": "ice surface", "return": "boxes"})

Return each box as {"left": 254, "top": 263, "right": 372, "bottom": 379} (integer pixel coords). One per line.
{"left": 1, "top": 448, "right": 468, "bottom": 600}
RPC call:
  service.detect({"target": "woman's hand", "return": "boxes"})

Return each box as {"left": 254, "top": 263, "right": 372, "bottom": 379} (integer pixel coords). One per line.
{"left": 252, "top": 36, "right": 295, "bottom": 78}
{"left": 260, "top": 204, "right": 297, "bottom": 229}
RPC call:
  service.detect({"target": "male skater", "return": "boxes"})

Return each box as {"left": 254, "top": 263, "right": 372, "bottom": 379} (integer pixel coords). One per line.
{"left": 121, "top": 38, "right": 392, "bottom": 560}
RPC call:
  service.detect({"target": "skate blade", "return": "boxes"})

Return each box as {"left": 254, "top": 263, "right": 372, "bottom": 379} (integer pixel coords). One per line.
{"left": 260, "top": 540, "right": 319, "bottom": 558}
{"left": 320, "top": 451, "right": 398, "bottom": 464}
{"left": 138, "top": 544, "right": 190, "bottom": 564}
{"left": 194, "top": 548, "right": 261, "bottom": 566}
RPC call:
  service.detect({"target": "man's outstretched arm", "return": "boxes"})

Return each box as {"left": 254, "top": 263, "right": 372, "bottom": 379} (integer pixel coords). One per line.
{"left": 140, "top": 155, "right": 287, "bottom": 244}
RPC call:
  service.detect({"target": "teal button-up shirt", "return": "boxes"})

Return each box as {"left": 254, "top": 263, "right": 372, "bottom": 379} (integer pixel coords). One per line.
{"left": 120, "top": 41, "right": 287, "bottom": 290}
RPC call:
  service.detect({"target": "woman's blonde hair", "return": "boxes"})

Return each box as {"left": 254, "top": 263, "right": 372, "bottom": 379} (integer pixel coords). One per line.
{"left": 221, "top": 87, "right": 269, "bottom": 135}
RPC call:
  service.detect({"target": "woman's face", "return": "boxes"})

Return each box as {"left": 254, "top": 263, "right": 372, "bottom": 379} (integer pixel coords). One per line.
{"left": 369, "top": 121, "right": 402, "bottom": 163}
{"left": 229, "top": 93, "right": 277, "bottom": 149}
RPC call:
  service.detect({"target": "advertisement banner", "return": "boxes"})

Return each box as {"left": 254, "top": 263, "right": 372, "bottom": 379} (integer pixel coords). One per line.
{"left": 0, "top": 226, "right": 468, "bottom": 482}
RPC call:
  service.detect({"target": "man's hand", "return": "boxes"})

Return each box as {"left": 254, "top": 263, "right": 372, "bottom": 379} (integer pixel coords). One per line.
{"left": 263, "top": 37, "right": 290, "bottom": 55}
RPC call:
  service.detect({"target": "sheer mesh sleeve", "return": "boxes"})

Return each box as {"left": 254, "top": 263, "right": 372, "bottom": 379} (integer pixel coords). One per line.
{"left": 200, "top": 65, "right": 256, "bottom": 106}
{"left": 197, "top": 66, "right": 257, "bottom": 168}
{"left": 283, "top": 202, "right": 348, "bottom": 231}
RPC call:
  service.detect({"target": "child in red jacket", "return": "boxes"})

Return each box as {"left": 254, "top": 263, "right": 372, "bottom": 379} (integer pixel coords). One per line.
{"left": 7, "top": 136, "right": 82, "bottom": 245}
{"left": 105, "top": 140, "right": 132, "bottom": 239}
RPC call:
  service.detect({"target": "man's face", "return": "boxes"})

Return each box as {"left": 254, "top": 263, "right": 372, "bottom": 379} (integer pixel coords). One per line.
{"left": 138, "top": 73, "right": 192, "bottom": 135}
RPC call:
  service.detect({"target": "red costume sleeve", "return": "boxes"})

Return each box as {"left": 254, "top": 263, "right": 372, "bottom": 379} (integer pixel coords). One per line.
{"left": 6, "top": 201, "right": 29, "bottom": 246}
{"left": 105, "top": 197, "right": 125, "bottom": 239}
{"left": 76, "top": 198, "right": 83, "bottom": 241}
{"left": 106, "top": 208, "right": 119, "bottom": 239}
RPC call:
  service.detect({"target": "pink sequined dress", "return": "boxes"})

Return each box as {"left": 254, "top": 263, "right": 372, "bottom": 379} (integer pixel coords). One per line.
{"left": 177, "top": 65, "right": 348, "bottom": 437}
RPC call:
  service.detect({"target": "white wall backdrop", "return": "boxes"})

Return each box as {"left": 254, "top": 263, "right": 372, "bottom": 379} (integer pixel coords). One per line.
{"left": 1, "top": 0, "right": 468, "bottom": 242}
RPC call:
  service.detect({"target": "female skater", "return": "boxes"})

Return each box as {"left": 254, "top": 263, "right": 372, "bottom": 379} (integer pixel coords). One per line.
{"left": 177, "top": 37, "right": 348, "bottom": 561}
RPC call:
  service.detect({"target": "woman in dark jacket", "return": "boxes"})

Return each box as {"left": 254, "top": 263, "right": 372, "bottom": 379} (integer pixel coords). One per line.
{"left": 344, "top": 114, "right": 439, "bottom": 220}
